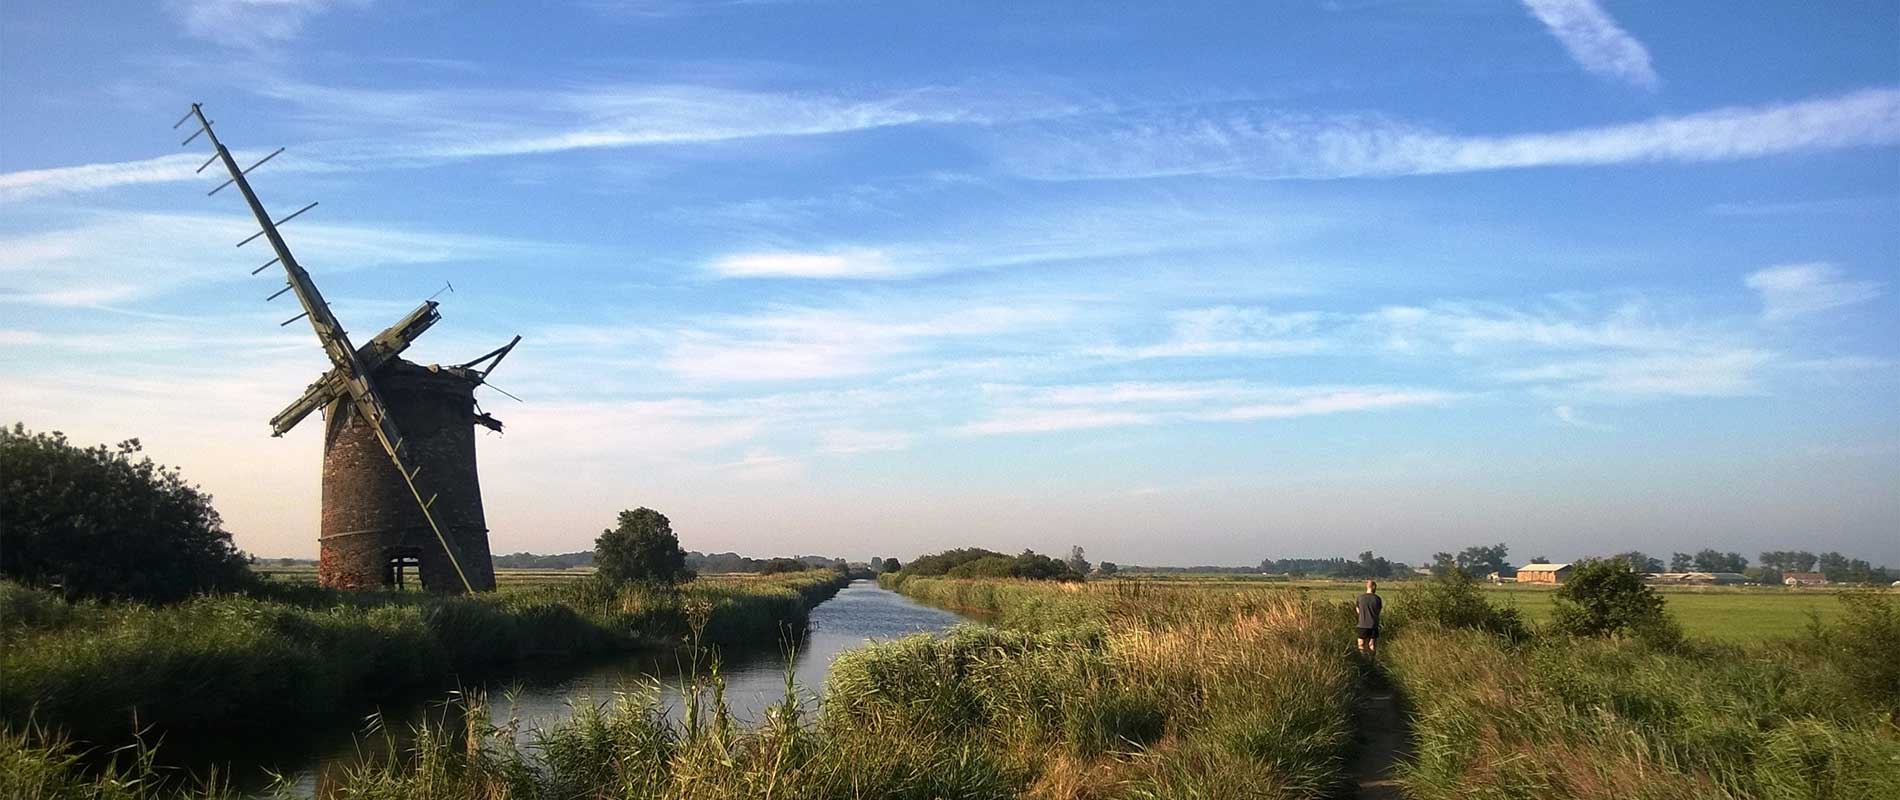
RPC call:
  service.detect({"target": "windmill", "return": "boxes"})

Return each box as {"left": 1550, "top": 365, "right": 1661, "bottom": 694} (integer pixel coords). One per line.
{"left": 176, "top": 104, "right": 519, "bottom": 593}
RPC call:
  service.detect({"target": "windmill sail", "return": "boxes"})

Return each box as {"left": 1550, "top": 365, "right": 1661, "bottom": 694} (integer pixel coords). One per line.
{"left": 180, "top": 104, "right": 477, "bottom": 593}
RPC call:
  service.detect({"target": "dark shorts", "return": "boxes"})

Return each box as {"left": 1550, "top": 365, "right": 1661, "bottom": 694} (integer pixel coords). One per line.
{"left": 1356, "top": 626, "right": 1379, "bottom": 641}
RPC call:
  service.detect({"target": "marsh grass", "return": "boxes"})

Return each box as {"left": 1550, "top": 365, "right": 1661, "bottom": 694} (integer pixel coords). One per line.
{"left": 1387, "top": 592, "right": 1900, "bottom": 800}
{"left": 0, "top": 571, "right": 849, "bottom": 754}
{"left": 8, "top": 575, "right": 1362, "bottom": 799}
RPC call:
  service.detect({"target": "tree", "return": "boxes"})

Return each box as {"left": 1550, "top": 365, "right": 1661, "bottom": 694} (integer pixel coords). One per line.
{"left": 881, "top": 557, "right": 901, "bottom": 573}
{"left": 1669, "top": 552, "right": 1694, "bottom": 572}
{"left": 1020, "top": 550, "right": 1083, "bottom": 581}
{"left": 1691, "top": 549, "right": 1747, "bottom": 572}
{"left": 593, "top": 508, "right": 690, "bottom": 588}
{"left": 759, "top": 557, "right": 808, "bottom": 574}
{"left": 1455, "top": 543, "right": 1510, "bottom": 577}
{"left": 1816, "top": 552, "right": 1889, "bottom": 584}
{"left": 1529, "top": 556, "right": 1551, "bottom": 565}
{"left": 1430, "top": 552, "right": 1460, "bottom": 578}
{"left": 907, "top": 547, "right": 1080, "bottom": 581}
{"left": 1551, "top": 559, "right": 1676, "bottom": 642}
{"left": 0, "top": 425, "right": 249, "bottom": 602}
{"left": 1610, "top": 551, "right": 1663, "bottom": 573}
{"left": 947, "top": 554, "right": 1017, "bottom": 578}
{"left": 1066, "top": 545, "right": 1091, "bottom": 576}
{"left": 1097, "top": 561, "right": 1119, "bottom": 576}
{"left": 1762, "top": 550, "right": 1818, "bottom": 573}
{"left": 1354, "top": 550, "right": 1394, "bottom": 579}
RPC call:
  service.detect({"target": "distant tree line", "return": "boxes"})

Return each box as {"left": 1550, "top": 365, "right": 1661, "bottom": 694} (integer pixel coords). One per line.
{"left": 492, "top": 549, "right": 851, "bottom": 574}
{"left": 899, "top": 547, "right": 1085, "bottom": 581}
{"left": 494, "top": 551, "right": 594, "bottom": 569}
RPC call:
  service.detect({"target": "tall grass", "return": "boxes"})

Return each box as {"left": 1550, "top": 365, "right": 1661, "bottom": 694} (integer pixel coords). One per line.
{"left": 0, "top": 571, "right": 849, "bottom": 751}
{"left": 874, "top": 576, "right": 1362, "bottom": 797}
{"left": 6, "top": 574, "right": 1362, "bottom": 799}
{"left": 1386, "top": 592, "right": 1900, "bottom": 800}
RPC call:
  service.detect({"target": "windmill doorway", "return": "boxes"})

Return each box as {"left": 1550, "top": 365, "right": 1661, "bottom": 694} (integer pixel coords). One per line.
{"left": 385, "top": 548, "right": 425, "bottom": 591}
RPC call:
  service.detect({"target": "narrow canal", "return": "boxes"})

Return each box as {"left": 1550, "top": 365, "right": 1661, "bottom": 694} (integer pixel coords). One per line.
{"left": 248, "top": 580, "right": 968, "bottom": 797}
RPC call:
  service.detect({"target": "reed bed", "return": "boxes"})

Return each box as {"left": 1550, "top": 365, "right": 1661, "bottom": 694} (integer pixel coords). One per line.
{"left": 1386, "top": 592, "right": 1900, "bottom": 800}
{"left": 0, "top": 571, "right": 849, "bottom": 752}
{"left": 4, "top": 574, "right": 1360, "bottom": 799}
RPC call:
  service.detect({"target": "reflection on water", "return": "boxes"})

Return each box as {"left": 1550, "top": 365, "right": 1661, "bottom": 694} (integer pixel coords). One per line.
{"left": 239, "top": 580, "right": 965, "bottom": 797}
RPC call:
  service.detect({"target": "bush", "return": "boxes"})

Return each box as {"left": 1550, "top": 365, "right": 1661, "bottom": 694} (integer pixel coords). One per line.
{"left": 758, "top": 557, "right": 808, "bottom": 575}
{"left": 0, "top": 424, "right": 249, "bottom": 602}
{"left": 946, "top": 554, "right": 1018, "bottom": 578}
{"left": 593, "top": 508, "right": 691, "bottom": 588}
{"left": 1551, "top": 559, "right": 1678, "bottom": 643}
{"left": 903, "top": 547, "right": 1083, "bottom": 582}
{"left": 1808, "top": 591, "right": 1899, "bottom": 720}
{"left": 1398, "top": 566, "right": 1528, "bottom": 641}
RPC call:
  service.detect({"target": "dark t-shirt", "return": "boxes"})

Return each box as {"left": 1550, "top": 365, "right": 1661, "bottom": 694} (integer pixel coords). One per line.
{"left": 1356, "top": 593, "right": 1383, "bottom": 629}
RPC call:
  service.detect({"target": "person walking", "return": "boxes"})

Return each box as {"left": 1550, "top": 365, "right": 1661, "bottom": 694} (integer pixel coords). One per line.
{"left": 1355, "top": 579, "right": 1383, "bottom": 657}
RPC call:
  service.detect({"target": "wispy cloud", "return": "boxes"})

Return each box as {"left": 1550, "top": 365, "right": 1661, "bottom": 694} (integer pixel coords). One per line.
{"left": 374, "top": 83, "right": 1069, "bottom": 161}
{"left": 1500, "top": 349, "right": 1771, "bottom": 397}
{"left": 818, "top": 427, "right": 913, "bottom": 454}
{"left": 1707, "top": 196, "right": 1899, "bottom": 217}
{"left": 659, "top": 304, "right": 1071, "bottom": 383}
{"left": 958, "top": 382, "right": 1455, "bottom": 436}
{"left": 1520, "top": 0, "right": 1660, "bottom": 90}
{"left": 708, "top": 249, "right": 898, "bottom": 279}
{"left": 1745, "top": 263, "right": 1881, "bottom": 321}
{"left": 0, "top": 211, "right": 562, "bottom": 306}
{"left": 1202, "top": 389, "right": 1455, "bottom": 421}
{"left": 0, "top": 80, "right": 1074, "bottom": 203}
{"left": 0, "top": 147, "right": 345, "bottom": 204}
{"left": 1552, "top": 404, "right": 1614, "bottom": 430}
{"left": 719, "top": 448, "right": 805, "bottom": 481}
{"left": 995, "top": 88, "right": 1900, "bottom": 180}
{"left": 172, "top": 0, "right": 362, "bottom": 47}
{"left": 1089, "top": 306, "right": 1328, "bottom": 360}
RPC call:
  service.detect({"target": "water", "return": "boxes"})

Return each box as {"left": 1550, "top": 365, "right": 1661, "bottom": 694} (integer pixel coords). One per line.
{"left": 225, "top": 580, "right": 966, "bottom": 797}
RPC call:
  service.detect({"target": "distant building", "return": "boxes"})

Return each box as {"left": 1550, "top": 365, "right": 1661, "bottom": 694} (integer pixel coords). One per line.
{"left": 1655, "top": 572, "right": 1750, "bottom": 585}
{"left": 1516, "top": 563, "right": 1572, "bottom": 584}
{"left": 1784, "top": 572, "right": 1828, "bottom": 587}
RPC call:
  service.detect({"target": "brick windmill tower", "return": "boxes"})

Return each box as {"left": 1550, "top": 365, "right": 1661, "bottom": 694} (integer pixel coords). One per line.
{"left": 177, "top": 104, "right": 519, "bottom": 592}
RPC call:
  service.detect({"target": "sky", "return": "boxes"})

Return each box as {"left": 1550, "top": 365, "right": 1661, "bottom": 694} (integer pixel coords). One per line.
{"left": 1, "top": 1, "right": 1896, "bottom": 567}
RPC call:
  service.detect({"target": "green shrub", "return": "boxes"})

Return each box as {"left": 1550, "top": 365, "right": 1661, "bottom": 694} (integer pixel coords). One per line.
{"left": 1551, "top": 559, "right": 1678, "bottom": 643}
{"left": 1395, "top": 567, "right": 1529, "bottom": 641}
{"left": 0, "top": 425, "right": 249, "bottom": 602}
{"left": 1807, "top": 591, "right": 1900, "bottom": 721}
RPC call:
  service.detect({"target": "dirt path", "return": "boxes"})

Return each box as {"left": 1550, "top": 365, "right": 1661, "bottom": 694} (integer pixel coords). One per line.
{"left": 1348, "top": 663, "right": 1411, "bottom": 799}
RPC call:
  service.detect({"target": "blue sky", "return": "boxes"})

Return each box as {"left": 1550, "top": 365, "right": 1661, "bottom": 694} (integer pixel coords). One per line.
{"left": 2, "top": 1, "right": 1896, "bottom": 566}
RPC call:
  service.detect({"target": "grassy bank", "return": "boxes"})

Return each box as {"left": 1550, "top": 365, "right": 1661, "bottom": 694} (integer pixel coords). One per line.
{"left": 0, "top": 571, "right": 849, "bottom": 751}
{"left": 871, "top": 575, "right": 1362, "bottom": 797}
{"left": 25, "top": 574, "right": 1886, "bottom": 799}
{"left": 7, "top": 574, "right": 1360, "bottom": 799}
{"left": 1385, "top": 591, "right": 1900, "bottom": 800}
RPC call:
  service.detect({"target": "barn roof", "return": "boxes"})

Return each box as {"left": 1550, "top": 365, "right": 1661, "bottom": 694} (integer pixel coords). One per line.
{"left": 1517, "top": 563, "right": 1572, "bottom": 572}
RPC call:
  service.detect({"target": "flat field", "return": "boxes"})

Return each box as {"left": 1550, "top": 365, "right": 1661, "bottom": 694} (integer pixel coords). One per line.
{"left": 1116, "top": 574, "right": 1863, "bottom": 641}
{"left": 255, "top": 564, "right": 594, "bottom": 589}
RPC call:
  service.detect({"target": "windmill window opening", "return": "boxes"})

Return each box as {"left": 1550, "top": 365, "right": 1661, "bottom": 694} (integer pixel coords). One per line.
{"left": 386, "top": 552, "right": 424, "bottom": 591}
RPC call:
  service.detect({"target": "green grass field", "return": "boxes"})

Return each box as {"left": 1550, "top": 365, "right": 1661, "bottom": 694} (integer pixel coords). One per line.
{"left": 253, "top": 565, "right": 595, "bottom": 589}
{"left": 1114, "top": 575, "right": 1866, "bottom": 641}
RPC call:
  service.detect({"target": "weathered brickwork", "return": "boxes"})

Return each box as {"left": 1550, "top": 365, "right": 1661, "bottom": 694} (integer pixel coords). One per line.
{"left": 317, "top": 359, "right": 497, "bottom": 592}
